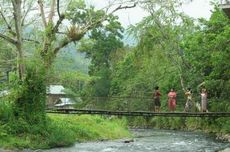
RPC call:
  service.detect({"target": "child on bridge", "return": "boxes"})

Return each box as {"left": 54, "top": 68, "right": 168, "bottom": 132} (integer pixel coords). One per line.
{"left": 153, "top": 86, "right": 161, "bottom": 112}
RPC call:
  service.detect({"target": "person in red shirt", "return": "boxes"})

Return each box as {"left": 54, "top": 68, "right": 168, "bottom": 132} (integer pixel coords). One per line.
{"left": 168, "top": 88, "right": 177, "bottom": 112}
{"left": 153, "top": 86, "right": 161, "bottom": 112}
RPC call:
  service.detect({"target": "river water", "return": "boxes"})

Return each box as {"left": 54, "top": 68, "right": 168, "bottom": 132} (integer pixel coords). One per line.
{"left": 44, "top": 129, "right": 230, "bottom": 152}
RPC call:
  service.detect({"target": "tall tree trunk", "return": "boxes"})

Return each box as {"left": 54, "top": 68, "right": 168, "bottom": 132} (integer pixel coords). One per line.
{"left": 48, "top": 0, "right": 56, "bottom": 23}
{"left": 16, "top": 43, "right": 24, "bottom": 80}
{"left": 12, "top": 0, "right": 24, "bottom": 79}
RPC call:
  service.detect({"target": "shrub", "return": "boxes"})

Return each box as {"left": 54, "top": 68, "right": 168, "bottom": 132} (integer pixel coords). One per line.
{"left": 0, "top": 100, "right": 13, "bottom": 122}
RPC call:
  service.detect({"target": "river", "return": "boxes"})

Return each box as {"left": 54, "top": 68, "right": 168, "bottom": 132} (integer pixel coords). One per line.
{"left": 43, "top": 129, "right": 230, "bottom": 152}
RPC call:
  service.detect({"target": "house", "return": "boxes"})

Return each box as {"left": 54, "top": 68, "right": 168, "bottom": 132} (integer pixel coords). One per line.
{"left": 47, "top": 85, "right": 78, "bottom": 109}
{"left": 47, "top": 85, "right": 66, "bottom": 108}
{"left": 220, "top": 0, "right": 230, "bottom": 18}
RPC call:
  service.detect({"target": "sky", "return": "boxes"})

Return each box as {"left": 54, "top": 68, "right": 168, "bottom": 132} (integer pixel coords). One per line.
{"left": 86, "top": 0, "right": 214, "bottom": 28}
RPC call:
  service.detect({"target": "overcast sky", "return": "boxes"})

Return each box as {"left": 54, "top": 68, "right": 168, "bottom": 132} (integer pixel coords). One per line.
{"left": 85, "top": 0, "right": 214, "bottom": 28}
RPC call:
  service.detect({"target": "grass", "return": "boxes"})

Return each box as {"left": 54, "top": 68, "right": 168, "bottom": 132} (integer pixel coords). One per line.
{"left": 48, "top": 114, "right": 131, "bottom": 142}
{"left": 0, "top": 114, "right": 131, "bottom": 150}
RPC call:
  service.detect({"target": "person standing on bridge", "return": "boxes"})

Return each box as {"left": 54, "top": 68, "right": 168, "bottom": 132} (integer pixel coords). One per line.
{"left": 201, "top": 88, "right": 208, "bottom": 112}
{"left": 184, "top": 88, "right": 193, "bottom": 112}
{"left": 168, "top": 88, "right": 177, "bottom": 112}
{"left": 153, "top": 86, "right": 161, "bottom": 112}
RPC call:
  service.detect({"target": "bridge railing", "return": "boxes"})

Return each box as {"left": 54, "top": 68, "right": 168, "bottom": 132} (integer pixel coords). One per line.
{"left": 53, "top": 86, "right": 230, "bottom": 113}
{"left": 73, "top": 96, "right": 154, "bottom": 112}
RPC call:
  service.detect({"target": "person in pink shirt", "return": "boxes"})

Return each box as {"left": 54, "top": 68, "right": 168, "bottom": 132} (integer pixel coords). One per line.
{"left": 168, "top": 88, "right": 177, "bottom": 112}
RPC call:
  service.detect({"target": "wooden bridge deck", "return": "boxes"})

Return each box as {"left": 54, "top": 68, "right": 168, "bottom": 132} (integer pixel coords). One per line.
{"left": 47, "top": 109, "right": 230, "bottom": 117}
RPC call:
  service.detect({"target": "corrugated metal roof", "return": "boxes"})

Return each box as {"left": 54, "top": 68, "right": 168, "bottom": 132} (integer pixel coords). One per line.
{"left": 47, "top": 85, "right": 65, "bottom": 95}
{"left": 55, "top": 98, "right": 75, "bottom": 107}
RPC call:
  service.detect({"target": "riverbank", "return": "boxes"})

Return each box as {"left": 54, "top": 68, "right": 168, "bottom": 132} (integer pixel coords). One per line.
{"left": 219, "top": 148, "right": 230, "bottom": 152}
{"left": 0, "top": 114, "right": 131, "bottom": 150}
{"left": 127, "top": 116, "right": 230, "bottom": 143}
{"left": 216, "top": 133, "right": 230, "bottom": 142}
{"left": 1, "top": 115, "right": 229, "bottom": 150}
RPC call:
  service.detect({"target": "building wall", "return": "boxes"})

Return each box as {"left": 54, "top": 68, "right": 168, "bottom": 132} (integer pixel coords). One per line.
{"left": 47, "top": 94, "right": 65, "bottom": 108}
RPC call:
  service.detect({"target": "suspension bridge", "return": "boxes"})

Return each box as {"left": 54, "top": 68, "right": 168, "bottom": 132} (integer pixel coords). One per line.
{"left": 46, "top": 109, "right": 230, "bottom": 118}
{"left": 46, "top": 95, "right": 230, "bottom": 118}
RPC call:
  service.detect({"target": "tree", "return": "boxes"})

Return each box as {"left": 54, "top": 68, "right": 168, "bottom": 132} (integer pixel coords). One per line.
{"left": 0, "top": 0, "right": 136, "bottom": 125}
{"left": 0, "top": 0, "right": 33, "bottom": 79}
{"left": 0, "top": 39, "right": 16, "bottom": 80}
{"left": 78, "top": 16, "right": 124, "bottom": 97}
{"left": 182, "top": 7, "right": 230, "bottom": 111}
{"left": 108, "top": 0, "right": 197, "bottom": 111}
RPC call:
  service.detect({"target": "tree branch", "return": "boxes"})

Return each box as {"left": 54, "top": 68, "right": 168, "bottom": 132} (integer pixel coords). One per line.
{"left": 56, "top": 31, "right": 66, "bottom": 35}
{"left": 83, "top": 2, "right": 137, "bottom": 33}
{"left": 48, "top": 0, "right": 56, "bottom": 23}
{"left": 21, "top": 0, "right": 34, "bottom": 26}
{"left": 111, "top": 2, "right": 137, "bottom": 14}
{"left": 52, "top": 14, "right": 65, "bottom": 33}
{"left": 51, "top": 0, "right": 65, "bottom": 34}
{"left": 37, "top": 0, "right": 47, "bottom": 27}
{"left": 57, "top": 0, "right": 61, "bottom": 18}
{"left": 0, "top": 33, "right": 17, "bottom": 45}
{"left": 53, "top": 38, "right": 73, "bottom": 55}
{"left": 23, "top": 38, "right": 40, "bottom": 44}
{"left": 0, "top": 9, "right": 16, "bottom": 36}
{"left": 12, "top": 0, "right": 22, "bottom": 43}
{"left": 54, "top": 1, "right": 136, "bottom": 56}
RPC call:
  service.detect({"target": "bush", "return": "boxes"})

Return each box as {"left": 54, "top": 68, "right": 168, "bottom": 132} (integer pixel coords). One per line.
{"left": 150, "top": 117, "right": 170, "bottom": 129}
{"left": 0, "top": 100, "right": 13, "bottom": 122}
{"left": 216, "top": 118, "right": 230, "bottom": 133}
{"left": 46, "top": 121, "right": 76, "bottom": 147}
{"left": 128, "top": 117, "right": 148, "bottom": 128}
{"left": 185, "top": 117, "right": 202, "bottom": 131}
{"left": 168, "top": 117, "right": 186, "bottom": 130}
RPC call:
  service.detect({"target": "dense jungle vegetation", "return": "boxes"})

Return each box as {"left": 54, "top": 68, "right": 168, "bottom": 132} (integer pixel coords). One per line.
{"left": 0, "top": 0, "right": 229, "bottom": 149}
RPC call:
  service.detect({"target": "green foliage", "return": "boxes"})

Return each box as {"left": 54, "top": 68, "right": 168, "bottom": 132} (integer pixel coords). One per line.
{"left": 216, "top": 118, "right": 230, "bottom": 133}
{"left": 46, "top": 121, "right": 76, "bottom": 147}
{"left": 0, "top": 0, "right": 229, "bottom": 149}
{"left": 0, "top": 114, "right": 130, "bottom": 149}
{"left": 185, "top": 118, "right": 202, "bottom": 131}
{"left": 53, "top": 49, "right": 90, "bottom": 74}
{"left": 182, "top": 8, "right": 230, "bottom": 112}
{"left": 0, "top": 39, "right": 16, "bottom": 83}
{"left": 45, "top": 22, "right": 55, "bottom": 41}
{"left": 98, "top": 3, "right": 230, "bottom": 135}
{"left": 78, "top": 13, "right": 124, "bottom": 98}
{"left": 168, "top": 117, "right": 186, "bottom": 130}
{"left": 65, "top": 0, "right": 106, "bottom": 29}
{"left": 47, "top": 114, "right": 130, "bottom": 142}
{"left": 156, "top": 117, "right": 170, "bottom": 129}
{"left": 52, "top": 71, "right": 92, "bottom": 95}
{"left": 11, "top": 59, "right": 47, "bottom": 126}
{"left": 0, "top": 100, "right": 13, "bottom": 123}
{"left": 108, "top": 1, "right": 194, "bottom": 111}
{"left": 128, "top": 117, "right": 148, "bottom": 128}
